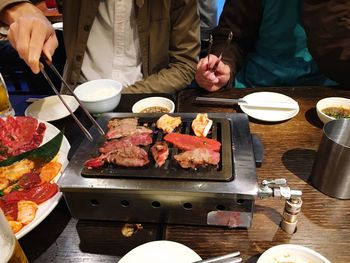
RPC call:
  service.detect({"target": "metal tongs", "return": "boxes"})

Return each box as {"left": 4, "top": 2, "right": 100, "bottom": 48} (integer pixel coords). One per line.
{"left": 207, "top": 31, "right": 233, "bottom": 73}
{"left": 39, "top": 55, "right": 105, "bottom": 142}
{"left": 193, "top": 251, "right": 242, "bottom": 263}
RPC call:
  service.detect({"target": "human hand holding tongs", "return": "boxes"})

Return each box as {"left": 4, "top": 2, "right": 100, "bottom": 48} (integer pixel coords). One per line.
{"left": 39, "top": 54, "right": 105, "bottom": 142}
{"left": 206, "top": 31, "right": 233, "bottom": 73}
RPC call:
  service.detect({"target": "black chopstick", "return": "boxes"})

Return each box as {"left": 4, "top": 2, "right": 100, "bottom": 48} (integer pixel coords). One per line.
{"left": 40, "top": 55, "right": 105, "bottom": 139}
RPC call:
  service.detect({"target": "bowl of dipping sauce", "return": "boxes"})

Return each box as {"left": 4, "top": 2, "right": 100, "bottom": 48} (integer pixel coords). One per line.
{"left": 74, "top": 79, "right": 122, "bottom": 113}
{"left": 316, "top": 97, "right": 350, "bottom": 124}
{"left": 132, "top": 97, "right": 175, "bottom": 113}
{"left": 257, "top": 244, "right": 331, "bottom": 263}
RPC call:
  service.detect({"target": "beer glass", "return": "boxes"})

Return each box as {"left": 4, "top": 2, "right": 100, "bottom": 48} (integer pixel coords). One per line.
{"left": 0, "top": 210, "right": 28, "bottom": 263}
{"left": 0, "top": 73, "right": 15, "bottom": 117}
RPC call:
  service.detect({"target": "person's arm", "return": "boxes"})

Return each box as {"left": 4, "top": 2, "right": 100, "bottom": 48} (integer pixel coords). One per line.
{"left": 122, "top": 0, "right": 200, "bottom": 94}
{"left": 303, "top": 0, "right": 350, "bottom": 86}
{"left": 0, "top": 1, "right": 57, "bottom": 74}
{"left": 212, "top": 0, "right": 262, "bottom": 75}
{"left": 195, "top": 0, "right": 262, "bottom": 91}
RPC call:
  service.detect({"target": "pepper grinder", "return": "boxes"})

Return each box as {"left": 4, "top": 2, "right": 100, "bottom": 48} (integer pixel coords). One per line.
{"left": 280, "top": 197, "right": 302, "bottom": 234}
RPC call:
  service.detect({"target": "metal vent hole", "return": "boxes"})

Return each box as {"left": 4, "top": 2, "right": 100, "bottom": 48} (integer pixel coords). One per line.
{"left": 90, "top": 199, "right": 100, "bottom": 206}
{"left": 121, "top": 200, "right": 130, "bottom": 207}
{"left": 236, "top": 199, "right": 245, "bottom": 205}
{"left": 216, "top": 205, "right": 226, "bottom": 211}
{"left": 183, "top": 203, "right": 193, "bottom": 210}
{"left": 152, "top": 201, "right": 161, "bottom": 208}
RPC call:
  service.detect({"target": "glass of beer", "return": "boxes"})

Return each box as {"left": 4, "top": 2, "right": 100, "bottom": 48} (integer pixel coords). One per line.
{"left": 0, "top": 72, "right": 15, "bottom": 117}
{"left": 0, "top": 210, "right": 29, "bottom": 263}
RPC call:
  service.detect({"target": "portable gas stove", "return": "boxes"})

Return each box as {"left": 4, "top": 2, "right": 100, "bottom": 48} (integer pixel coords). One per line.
{"left": 59, "top": 112, "right": 294, "bottom": 228}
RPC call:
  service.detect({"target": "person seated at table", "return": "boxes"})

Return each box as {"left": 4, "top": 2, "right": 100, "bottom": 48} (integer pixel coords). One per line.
{"left": 195, "top": 0, "right": 337, "bottom": 92}
{"left": 302, "top": 0, "right": 350, "bottom": 87}
{"left": 0, "top": 0, "right": 200, "bottom": 94}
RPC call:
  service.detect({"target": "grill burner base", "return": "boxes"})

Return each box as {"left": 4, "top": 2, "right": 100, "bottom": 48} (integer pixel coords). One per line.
{"left": 59, "top": 113, "right": 258, "bottom": 228}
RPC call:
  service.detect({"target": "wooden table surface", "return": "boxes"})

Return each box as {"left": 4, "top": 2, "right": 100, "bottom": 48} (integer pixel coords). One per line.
{"left": 18, "top": 87, "right": 350, "bottom": 262}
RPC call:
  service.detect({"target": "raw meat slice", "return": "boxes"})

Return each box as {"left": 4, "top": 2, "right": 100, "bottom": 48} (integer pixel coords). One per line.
{"left": 174, "top": 148, "right": 220, "bottom": 169}
{"left": 151, "top": 141, "right": 169, "bottom": 167}
{"left": 164, "top": 133, "right": 221, "bottom": 152}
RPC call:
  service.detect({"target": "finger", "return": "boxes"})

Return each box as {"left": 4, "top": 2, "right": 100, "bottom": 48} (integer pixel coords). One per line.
{"left": 207, "top": 54, "right": 219, "bottom": 70}
{"left": 7, "top": 23, "right": 18, "bottom": 51}
{"left": 28, "top": 28, "right": 51, "bottom": 73}
{"left": 9, "top": 20, "right": 31, "bottom": 65}
{"left": 202, "top": 71, "right": 219, "bottom": 84}
{"left": 206, "top": 85, "right": 222, "bottom": 92}
{"left": 28, "top": 24, "right": 56, "bottom": 73}
{"left": 197, "top": 58, "right": 209, "bottom": 71}
{"left": 196, "top": 73, "right": 219, "bottom": 89}
{"left": 42, "top": 33, "right": 58, "bottom": 62}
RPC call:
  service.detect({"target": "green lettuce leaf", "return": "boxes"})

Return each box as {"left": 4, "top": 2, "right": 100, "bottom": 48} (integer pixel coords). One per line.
{"left": 0, "top": 131, "right": 63, "bottom": 167}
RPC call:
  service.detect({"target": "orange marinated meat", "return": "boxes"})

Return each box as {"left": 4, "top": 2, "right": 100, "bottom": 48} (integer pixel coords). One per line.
{"left": 164, "top": 133, "right": 221, "bottom": 152}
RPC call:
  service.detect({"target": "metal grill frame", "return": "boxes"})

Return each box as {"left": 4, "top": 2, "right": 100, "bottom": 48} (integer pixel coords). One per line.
{"left": 58, "top": 113, "right": 258, "bottom": 227}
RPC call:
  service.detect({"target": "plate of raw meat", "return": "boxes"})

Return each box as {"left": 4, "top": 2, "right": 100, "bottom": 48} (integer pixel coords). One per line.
{"left": 0, "top": 116, "right": 70, "bottom": 239}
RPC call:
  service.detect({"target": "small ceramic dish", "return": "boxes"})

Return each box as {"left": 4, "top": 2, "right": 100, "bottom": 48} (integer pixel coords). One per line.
{"left": 257, "top": 244, "right": 331, "bottom": 263}
{"left": 132, "top": 97, "right": 175, "bottom": 113}
{"left": 74, "top": 79, "right": 122, "bottom": 113}
{"left": 316, "top": 97, "right": 350, "bottom": 124}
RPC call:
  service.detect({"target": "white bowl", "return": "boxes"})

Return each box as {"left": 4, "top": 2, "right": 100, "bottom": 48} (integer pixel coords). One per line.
{"left": 132, "top": 97, "right": 175, "bottom": 113}
{"left": 316, "top": 97, "right": 350, "bottom": 124}
{"left": 74, "top": 79, "right": 122, "bottom": 113}
{"left": 257, "top": 244, "right": 331, "bottom": 263}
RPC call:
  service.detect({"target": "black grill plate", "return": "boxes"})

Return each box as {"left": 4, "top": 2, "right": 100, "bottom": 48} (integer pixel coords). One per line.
{"left": 81, "top": 115, "right": 234, "bottom": 182}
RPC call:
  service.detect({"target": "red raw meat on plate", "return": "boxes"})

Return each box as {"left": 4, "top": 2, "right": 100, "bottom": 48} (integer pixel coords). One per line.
{"left": 0, "top": 116, "right": 46, "bottom": 161}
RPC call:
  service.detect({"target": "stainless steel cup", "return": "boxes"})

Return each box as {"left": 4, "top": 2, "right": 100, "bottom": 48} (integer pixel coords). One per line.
{"left": 310, "top": 119, "right": 350, "bottom": 199}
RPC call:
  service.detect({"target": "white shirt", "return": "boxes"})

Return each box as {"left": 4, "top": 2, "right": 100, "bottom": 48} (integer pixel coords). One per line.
{"left": 80, "top": 0, "right": 143, "bottom": 87}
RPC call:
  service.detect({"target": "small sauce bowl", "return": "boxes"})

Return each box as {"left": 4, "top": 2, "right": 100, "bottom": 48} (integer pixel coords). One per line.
{"left": 132, "top": 97, "right": 175, "bottom": 113}
{"left": 316, "top": 97, "right": 350, "bottom": 124}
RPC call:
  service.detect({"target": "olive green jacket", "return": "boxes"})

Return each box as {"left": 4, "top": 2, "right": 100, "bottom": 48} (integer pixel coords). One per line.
{"left": 0, "top": 0, "right": 200, "bottom": 94}
{"left": 61, "top": 0, "right": 200, "bottom": 94}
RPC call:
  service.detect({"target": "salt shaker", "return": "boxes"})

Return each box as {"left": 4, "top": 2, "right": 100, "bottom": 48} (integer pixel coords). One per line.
{"left": 280, "top": 197, "right": 302, "bottom": 234}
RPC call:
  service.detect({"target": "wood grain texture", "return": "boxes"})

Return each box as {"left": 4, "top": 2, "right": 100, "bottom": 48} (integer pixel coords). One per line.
{"left": 19, "top": 87, "right": 350, "bottom": 262}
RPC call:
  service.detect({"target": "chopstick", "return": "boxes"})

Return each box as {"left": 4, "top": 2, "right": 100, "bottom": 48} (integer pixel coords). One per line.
{"left": 193, "top": 251, "right": 242, "bottom": 263}
{"left": 39, "top": 63, "right": 94, "bottom": 142}
{"left": 209, "top": 31, "right": 233, "bottom": 73}
{"left": 207, "top": 34, "right": 213, "bottom": 71}
{"left": 39, "top": 55, "right": 105, "bottom": 142}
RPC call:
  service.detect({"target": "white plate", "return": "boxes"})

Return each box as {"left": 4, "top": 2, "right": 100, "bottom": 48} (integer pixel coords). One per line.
{"left": 14, "top": 121, "right": 70, "bottom": 239}
{"left": 240, "top": 92, "right": 299, "bottom": 122}
{"left": 25, "top": 95, "right": 79, "bottom": 122}
{"left": 119, "top": 240, "right": 202, "bottom": 263}
{"left": 257, "top": 244, "right": 331, "bottom": 263}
